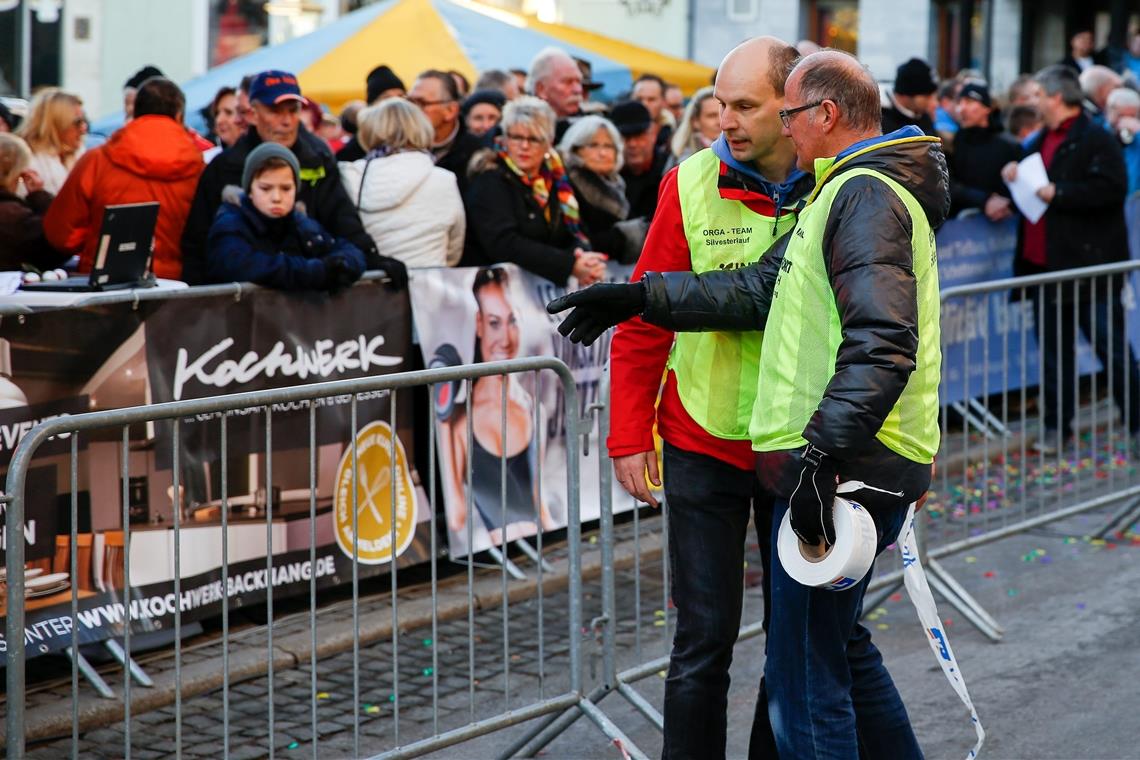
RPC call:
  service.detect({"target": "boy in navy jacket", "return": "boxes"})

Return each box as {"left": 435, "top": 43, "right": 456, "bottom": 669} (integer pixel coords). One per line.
{"left": 205, "top": 142, "right": 366, "bottom": 291}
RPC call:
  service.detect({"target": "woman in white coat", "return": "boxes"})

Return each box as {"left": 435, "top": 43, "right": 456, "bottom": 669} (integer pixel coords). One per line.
{"left": 340, "top": 98, "right": 465, "bottom": 268}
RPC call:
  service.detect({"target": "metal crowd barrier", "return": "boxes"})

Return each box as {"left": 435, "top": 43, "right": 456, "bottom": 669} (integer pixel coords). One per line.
{"left": 2, "top": 357, "right": 643, "bottom": 759}
{"left": 863, "top": 259, "right": 1140, "bottom": 642}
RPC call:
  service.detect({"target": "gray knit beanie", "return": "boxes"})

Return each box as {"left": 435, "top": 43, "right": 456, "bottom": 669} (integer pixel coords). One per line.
{"left": 242, "top": 142, "right": 300, "bottom": 192}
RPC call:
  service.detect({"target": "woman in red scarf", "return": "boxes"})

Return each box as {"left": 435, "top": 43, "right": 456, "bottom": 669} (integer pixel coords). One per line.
{"left": 461, "top": 96, "right": 608, "bottom": 285}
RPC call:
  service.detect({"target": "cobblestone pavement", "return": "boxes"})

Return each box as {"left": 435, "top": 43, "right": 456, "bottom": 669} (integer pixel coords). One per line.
{"left": 24, "top": 511, "right": 767, "bottom": 759}
{"left": 19, "top": 417, "right": 1140, "bottom": 759}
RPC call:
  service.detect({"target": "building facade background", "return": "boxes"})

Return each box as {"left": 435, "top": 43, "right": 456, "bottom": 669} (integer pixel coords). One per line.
{"left": 1, "top": 0, "right": 1138, "bottom": 120}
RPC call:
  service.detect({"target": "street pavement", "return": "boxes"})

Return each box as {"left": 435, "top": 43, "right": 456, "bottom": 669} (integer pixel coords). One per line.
{"left": 19, "top": 495, "right": 1140, "bottom": 759}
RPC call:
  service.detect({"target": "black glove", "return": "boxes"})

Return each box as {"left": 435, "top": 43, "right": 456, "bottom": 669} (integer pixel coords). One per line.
{"left": 545, "top": 281, "right": 647, "bottom": 346}
{"left": 788, "top": 443, "right": 839, "bottom": 548}
{"left": 376, "top": 254, "right": 408, "bottom": 290}
{"left": 325, "top": 254, "right": 361, "bottom": 295}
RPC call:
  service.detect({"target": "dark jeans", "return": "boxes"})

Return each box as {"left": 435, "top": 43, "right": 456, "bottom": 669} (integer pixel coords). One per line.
{"left": 764, "top": 499, "right": 922, "bottom": 760}
{"left": 661, "top": 442, "right": 775, "bottom": 760}
{"left": 1028, "top": 279, "right": 1140, "bottom": 436}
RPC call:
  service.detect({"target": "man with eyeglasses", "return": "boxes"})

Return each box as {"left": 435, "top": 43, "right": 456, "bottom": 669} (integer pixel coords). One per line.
{"left": 549, "top": 49, "right": 944, "bottom": 759}
{"left": 603, "top": 37, "right": 814, "bottom": 759}
{"left": 407, "top": 70, "right": 486, "bottom": 195}
{"left": 180, "top": 70, "right": 405, "bottom": 288}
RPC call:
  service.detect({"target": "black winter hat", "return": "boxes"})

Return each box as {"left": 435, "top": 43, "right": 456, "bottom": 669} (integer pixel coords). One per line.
{"left": 609, "top": 100, "right": 652, "bottom": 136}
{"left": 894, "top": 58, "right": 938, "bottom": 96}
{"left": 366, "top": 65, "right": 406, "bottom": 104}
{"left": 125, "top": 65, "right": 164, "bottom": 91}
{"left": 461, "top": 89, "right": 507, "bottom": 120}
{"left": 957, "top": 81, "right": 992, "bottom": 108}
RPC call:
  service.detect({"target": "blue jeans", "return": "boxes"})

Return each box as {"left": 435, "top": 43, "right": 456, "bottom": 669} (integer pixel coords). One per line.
{"left": 661, "top": 443, "right": 776, "bottom": 760}
{"left": 764, "top": 499, "right": 923, "bottom": 760}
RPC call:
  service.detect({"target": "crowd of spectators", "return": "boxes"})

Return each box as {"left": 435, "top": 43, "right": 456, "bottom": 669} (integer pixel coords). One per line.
{"left": 3, "top": 29, "right": 1140, "bottom": 297}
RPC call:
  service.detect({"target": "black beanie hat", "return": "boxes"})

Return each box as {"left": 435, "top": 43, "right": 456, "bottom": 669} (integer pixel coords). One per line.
{"left": 894, "top": 58, "right": 938, "bottom": 96}
{"left": 125, "top": 65, "right": 164, "bottom": 91}
{"left": 461, "top": 89, "right": 507, "bottom": 121}
{"left": 366, "top": 65, "right": 406, "bottom": 104}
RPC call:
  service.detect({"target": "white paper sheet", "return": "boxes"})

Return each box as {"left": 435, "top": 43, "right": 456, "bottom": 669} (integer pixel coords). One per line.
{"left": 1005, "top": 152, "right": 1049, "bottom": 224}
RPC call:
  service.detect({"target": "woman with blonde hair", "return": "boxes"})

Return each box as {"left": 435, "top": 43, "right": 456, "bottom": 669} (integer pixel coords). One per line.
{"left": 17, "top": 88, "right": 86, "bottom": 195}
{"left": 0, "top": 133, "right": 69, "bottom": 271}
{"left": 339, "top": 98, "right": 465, "bottom": 268}
{"left": 669, "top": 86, "right": 720, "bottom": 166}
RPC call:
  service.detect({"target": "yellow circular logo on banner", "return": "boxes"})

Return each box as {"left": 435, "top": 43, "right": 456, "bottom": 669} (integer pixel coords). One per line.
{"left": 333, "top": 420, "right": 417, "bottom": 564}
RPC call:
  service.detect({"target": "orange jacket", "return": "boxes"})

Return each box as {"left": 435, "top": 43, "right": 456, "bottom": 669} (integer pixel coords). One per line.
{"left": 45, "top": 115, "right": 204, "bottom": 280}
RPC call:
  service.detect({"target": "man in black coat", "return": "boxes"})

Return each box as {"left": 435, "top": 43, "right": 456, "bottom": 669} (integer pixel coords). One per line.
{"left": 611, "top": 101, "right": 667, "bottom": 221}
{"left": 881, "top": 58, "right": 937, "bottom": 136}
{"left": 408, "top": 70, "right": 485, "bottom": 195}
{"left": 948, "top": 82, "right": 1022, "bottom": 218}
{"left": 181, "top": 70, "right": 404, "bottom": 286}
{"left": 1001, "top": 64, "right": 1140, "bottom": 452}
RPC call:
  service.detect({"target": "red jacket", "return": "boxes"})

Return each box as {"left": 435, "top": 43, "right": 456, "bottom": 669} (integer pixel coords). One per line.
{"left": 607, "top": 167, "right": 756, "bottom": 472}
{"left": 45, "top": 115, "right": 204, "bottom": 280}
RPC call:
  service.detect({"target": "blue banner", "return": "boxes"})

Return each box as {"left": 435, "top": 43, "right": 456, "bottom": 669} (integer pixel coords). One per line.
{"left": 936, "top": 214, "right": 1104, "bottom": 405}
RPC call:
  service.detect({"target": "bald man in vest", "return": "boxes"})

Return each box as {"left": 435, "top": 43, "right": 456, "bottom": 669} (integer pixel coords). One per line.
{"left": 607, "top": 37, "right": 813, "bottom": 759}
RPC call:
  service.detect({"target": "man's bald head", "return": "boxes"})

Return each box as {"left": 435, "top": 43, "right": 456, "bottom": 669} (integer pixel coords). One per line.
{"left": 787, "top": 50, "right": 881, "bottom": 133}
{"left": 717, "top": 36, "right": 800, "bottom": 97}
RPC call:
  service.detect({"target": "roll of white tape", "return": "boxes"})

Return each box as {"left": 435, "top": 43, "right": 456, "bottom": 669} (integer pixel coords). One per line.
{"left": 777, "top": 493, "right": 878, "bottom": 591}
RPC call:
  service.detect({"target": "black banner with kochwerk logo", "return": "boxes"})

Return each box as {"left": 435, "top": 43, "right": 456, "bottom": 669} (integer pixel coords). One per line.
{"left": 0, "top": 465, "right": 58, "bottom": 564}
{"left": 0, "top": 543, "right": 355, "bottom": 659}
{"left": 0, "top": 396, "right": 89, "bottom": 469}
{"left": 0, "top": 282, "right": 436, "bottom": 662}
{"left": 144, "top": 284, "right": 413, "bottom": 467}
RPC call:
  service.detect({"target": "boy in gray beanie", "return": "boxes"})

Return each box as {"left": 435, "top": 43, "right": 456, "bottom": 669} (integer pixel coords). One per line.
{"left": 203, "top": 142, "right": 366, "bottom": 291}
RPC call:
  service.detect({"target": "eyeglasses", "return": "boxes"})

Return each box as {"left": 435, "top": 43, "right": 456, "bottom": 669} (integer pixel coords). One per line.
{"left": 407, "top": 97, "right": 455, "bottom": 109}
{"left": 506, "top": 133, "right": 546, "bottom": 147}
{"left": 579, "top": 142, "right": 617, "bottom": 153}
{"left": 778, "top": 100, "right": 823, "bottom": 129}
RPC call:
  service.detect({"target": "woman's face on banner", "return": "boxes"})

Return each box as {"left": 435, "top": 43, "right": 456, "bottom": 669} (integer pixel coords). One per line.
{"left": 475, "top": 283, "right": 519, "bottom": 361}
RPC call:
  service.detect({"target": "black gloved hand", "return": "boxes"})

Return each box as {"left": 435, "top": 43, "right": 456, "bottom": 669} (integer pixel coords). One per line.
{"left": 376, "top": 254, "right": 408, "bottom": 290}
{"left": 545, "top": 281, "right": 647, "bottom": 346}
{"left": 325, "top": 254, "right": 361, "bottom": 295}
{"left": 788, "top": 443, "right": 839, "bottom": 548}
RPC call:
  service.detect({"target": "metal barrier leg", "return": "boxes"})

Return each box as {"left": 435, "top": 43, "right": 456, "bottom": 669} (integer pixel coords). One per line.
{"left": 499, "top": 685, "right": 609, "bottom": 759}
{"left": 860, "top": 577, "right": 904, "bottom": 620}
{"left": 577, "top": 698, "right": 651, "bottom": 760}
{"left": 66, "top": 647, "right": 116, "bottom": 699}
{"left": 103, "top": 639, "right": 155, "bottom": 687}
{"left": 486, "top": 543, "right": 528, "bottom": 580}
{"left": 615, "top": 682, "right": 664, "bottom": 731}
{"left": 1093, "top": 495, "right": 1140, "bottom": 539}
{"left": 924, "top": 560, "right": 1003, "bottom": 642}
{"left": 513, "top": 537, "right": 555, "bottom": 572}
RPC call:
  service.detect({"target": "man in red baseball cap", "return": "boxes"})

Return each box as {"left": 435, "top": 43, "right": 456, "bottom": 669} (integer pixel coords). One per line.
{"left": 180, "top": 69, "right": 407, "bottom": 287}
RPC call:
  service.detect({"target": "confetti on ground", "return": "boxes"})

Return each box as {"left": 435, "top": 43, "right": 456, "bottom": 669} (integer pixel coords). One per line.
{"left": 287, "top": 741, "right": 299, "bottom": 750}
{"left": 1076, "top": 602, "right": 1086, "bottom": 610}
{"left": 654, "top": 620, "right": 665, "bottom": 627}
{"left": 654, "top": 610, "right": 665, "bottom": 618}
{"left": 944, "top": 618, "right": 953, "bottom": 627}
{"left": 366, "top": 705, "right": 380, "bottom": 714}
{"left": 389, "top": 694, "right": 396, "bottom": 702}
{"left": 965, "top": 555, "right": 977, "bottom": 563}
{"left": 423, "top": 667, "right": 434, "bottom": 676}
{"left": 316, "top": 692, "right": 329, "bottom": 700}
{"left": 890, "top": 593, "right": 903, "bottom": 602}
{"left": 984, "top": 571, "right": 996, "bottom": 578}
{"left": 658, "top": 670, "right": 666, "bottom": 678}
{"left": 589, "top": 536, "right": 598, "bottom": 544}
{"left": 422, "top": 638, "right": 432, "bottom": 646}
{"left": 876, "top": 623, "right": 889, "bottom": 630}
{"left": 1007, "top": 589, "right": 1019, "bottom": 597}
